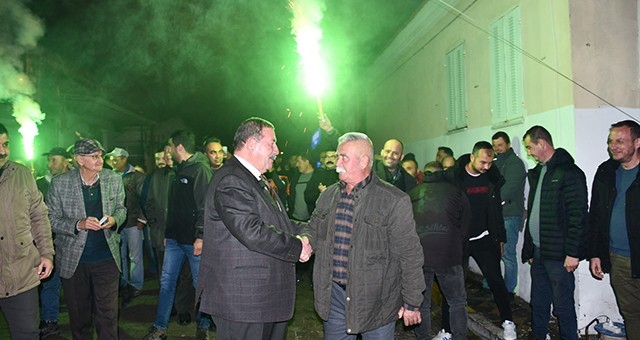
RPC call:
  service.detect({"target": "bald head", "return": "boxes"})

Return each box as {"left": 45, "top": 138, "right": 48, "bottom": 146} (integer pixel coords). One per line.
{"left": 381, "top": 139, "right": 404, "bottom": 170}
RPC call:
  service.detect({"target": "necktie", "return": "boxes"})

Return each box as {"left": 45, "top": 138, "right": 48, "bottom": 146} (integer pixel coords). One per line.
{"left": 260, "top": 175, "right": 282, "bottom": 211}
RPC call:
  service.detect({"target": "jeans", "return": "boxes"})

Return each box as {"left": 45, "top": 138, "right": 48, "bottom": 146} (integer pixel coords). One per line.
{"left": 415, "top": 265, "right": 467, "bottom": 340}
{"left": 120, "top": 226, "right": 144, "bottom": 290}
{"left": 0, "top": 287, "right": 39, "bottom": 339}
{"left": 502, "top": 216, "right": 522, "bottom": 294}
{"left": 323, "top": 282, "right": 395, "bottom": 340}
{"left": 610, "top": 252, "right": 640, "bottom": 340}
{"left": 530, "top": 247, "right": 578, "bottom": 340}
{"left": 153, "top": 238, "right": 210, "bottom": 330}
{"left": 40, "top": 264, "right": 61, "bottom": 322}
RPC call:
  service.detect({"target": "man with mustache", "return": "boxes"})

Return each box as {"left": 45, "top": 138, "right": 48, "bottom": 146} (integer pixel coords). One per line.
{"left": 0, "top": 123, "right": 54, "bottom": 339}
{"left": 304, "top": 132, "right": 425, "bottom": 338}
{"left": 197, "top": 117, "right": 311, "bottom": 340}
{"left": 304, "top": 150, "right": 339, "bottom": 215}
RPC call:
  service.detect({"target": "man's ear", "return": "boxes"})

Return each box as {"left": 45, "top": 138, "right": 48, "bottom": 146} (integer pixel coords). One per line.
{"left": 633, "top": 137, "right": 640, "bottom": 151}
{"left": 360, "top": 155, "right": 370, "bottom": 169}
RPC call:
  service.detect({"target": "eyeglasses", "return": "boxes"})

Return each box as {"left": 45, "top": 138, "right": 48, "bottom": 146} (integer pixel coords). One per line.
{"left": 81, "top": 154, "right": 103, "bottom": 161}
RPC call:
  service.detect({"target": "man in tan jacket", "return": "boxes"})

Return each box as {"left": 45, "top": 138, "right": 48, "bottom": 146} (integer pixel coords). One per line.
{"left": 0, "top": 123, "right": 54, "bottom": 338}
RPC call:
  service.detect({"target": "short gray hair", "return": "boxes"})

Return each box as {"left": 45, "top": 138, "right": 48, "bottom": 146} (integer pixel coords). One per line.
{"left": 337, "top": 132, "right": 374, "bottom": 167}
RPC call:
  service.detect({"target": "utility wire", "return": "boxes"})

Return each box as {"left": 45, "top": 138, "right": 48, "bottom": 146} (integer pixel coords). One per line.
{"left": 437, "top": 0, "right": 636, "bottom": 121}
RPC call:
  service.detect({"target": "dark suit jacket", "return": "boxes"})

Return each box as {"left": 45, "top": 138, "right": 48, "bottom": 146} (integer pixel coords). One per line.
{"left": 197, "top": 156, "right": 303, "bottom": 323}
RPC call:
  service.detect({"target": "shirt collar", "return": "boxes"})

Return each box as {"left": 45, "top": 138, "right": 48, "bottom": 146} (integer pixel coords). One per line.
{"left": 234, "top": 155, "right": 262, "bottom": 180}
{"left": 340, "top": 171, "right": 373, "bottom": 194}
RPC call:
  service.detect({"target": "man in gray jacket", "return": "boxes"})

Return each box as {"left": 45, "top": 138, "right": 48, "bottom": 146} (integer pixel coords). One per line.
{"left": 48, "top": 138, "right": 126, "bottom": 339}
{"left": 492, "top": 131, "right": 526, "bottom": 299}
{"left": 304, "top": 132, "right": 424, "bottom": 338}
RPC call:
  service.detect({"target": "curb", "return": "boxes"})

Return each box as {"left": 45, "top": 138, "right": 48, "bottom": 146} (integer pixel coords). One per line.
{"left": 468, "top": 308, "right": 504, "bottom": 340}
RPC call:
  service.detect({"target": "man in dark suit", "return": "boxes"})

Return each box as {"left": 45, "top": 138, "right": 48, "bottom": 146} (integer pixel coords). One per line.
{"left": 197, "top": 117, "right": 311, "bottom": 340}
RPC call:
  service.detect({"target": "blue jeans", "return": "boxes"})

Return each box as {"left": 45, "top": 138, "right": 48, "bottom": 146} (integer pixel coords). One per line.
{"left": 530, "top": 247, "right": 578, "bottom": 340}
{"left": 40, "top": 264, "right": 61, "bottom": 322}
{"left": 324, "top": 282, "right": 395, "bottom": 340}
{"left": 502, "top": 216, "right": 523, "bottom": 293}
{"left": 415, "top": 265, "right": 467, "bottom": 340}
{"left": 153, "top": 239, "right": 210, "bottom": 330}
{"left": 120, "top": 226, "right": 144, "bottom": 290}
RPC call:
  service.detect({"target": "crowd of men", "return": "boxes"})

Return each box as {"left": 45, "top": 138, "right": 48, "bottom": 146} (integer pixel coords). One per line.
{"left": 0, "top": 117, "right": 639, "bottom": 340}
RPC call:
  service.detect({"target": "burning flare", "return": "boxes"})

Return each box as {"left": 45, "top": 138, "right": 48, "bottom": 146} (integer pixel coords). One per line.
{"left": 289, "top": 0, "right": 329, "bottom": 101}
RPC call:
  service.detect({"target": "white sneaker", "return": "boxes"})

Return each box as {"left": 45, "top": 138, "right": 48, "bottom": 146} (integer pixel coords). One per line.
{"left": 432, "top": 329, "right": 452, "bottom": 340}
{"left": 502, "top": 320, "right": 517, "bottom": 340}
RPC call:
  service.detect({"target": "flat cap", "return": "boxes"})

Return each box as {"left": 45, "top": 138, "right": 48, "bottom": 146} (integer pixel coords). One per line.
{"left": 105, "top": 147, "right": 129, "bottom": 158}
{"left": 43, "top": 147, "right": 71, "bottom": 159}
{"left": 74, "top": 139, "right": 106, "bottom": 156}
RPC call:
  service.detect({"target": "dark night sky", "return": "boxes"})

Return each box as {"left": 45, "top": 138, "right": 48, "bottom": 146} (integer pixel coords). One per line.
{"left": 6, "top": 0, "right": 424, "bottom": 151}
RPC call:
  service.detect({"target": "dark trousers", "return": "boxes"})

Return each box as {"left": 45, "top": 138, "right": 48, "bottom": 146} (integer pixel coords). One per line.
{"left": 175, "top": 260, "right": 195, "bottom": 315}
{"left": 415, "top": 265, "right": 468, "bottom": 340}
{"left": 0, "top": 286, "right": 39, "bottom": 339}
{"left": 62, "top": 259, "right": 119, "bottom": 340}
{"left": 465, "top": 237, "right": 512, "bottom": 322}
{"left": 212, "top": 316, "right": 287, "bottom": 340}
{"left": 530, "top": 247, "right": 577, "bottom": 340}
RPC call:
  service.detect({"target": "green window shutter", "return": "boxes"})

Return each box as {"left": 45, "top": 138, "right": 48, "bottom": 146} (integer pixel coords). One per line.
{"left": 446, "top": 43, "right": 467, "bottom": 131}
{"left": 490, "top": 6, "right": 523, "bottom": 125}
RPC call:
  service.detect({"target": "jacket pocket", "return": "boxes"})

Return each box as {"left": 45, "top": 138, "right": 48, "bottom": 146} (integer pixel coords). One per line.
{"left": 14, "top": 233, "right": 40, "bottom": 269}
{"left": 233, "top": 265, "right": 269, "bottom": 286}
{"left": 363, "top": 215, "right": 389, "bottom": 265}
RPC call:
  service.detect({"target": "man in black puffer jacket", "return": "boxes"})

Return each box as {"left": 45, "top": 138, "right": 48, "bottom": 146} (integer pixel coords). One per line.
{"left": 522, "top": 126, "right": 588, "bottom": 340}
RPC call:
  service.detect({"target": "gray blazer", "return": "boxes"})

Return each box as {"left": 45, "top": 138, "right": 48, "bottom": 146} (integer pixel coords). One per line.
{"left": 197, "top": 156, "right": 303, "bottom": 323}
{"left": 48, "top": 168, "right": 126, "bottom": 279}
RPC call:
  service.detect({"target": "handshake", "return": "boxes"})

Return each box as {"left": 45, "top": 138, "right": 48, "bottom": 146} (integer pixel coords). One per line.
{"left": 298, "top": 236, "right": 313, "bottom": 263}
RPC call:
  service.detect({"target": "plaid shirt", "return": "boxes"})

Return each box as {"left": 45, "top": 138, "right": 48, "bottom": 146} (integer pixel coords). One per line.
{"left": 332, "top": 172, "right": 373, "bottom": 284}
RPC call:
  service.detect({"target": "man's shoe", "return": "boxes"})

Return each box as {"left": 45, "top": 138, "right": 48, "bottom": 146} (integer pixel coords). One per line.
{"left": 178, "top": 312, "right": 191, "bottom": 325}
{"left": 502, "top": 320, "right": 517, "bottom": 340}
{"left": 142, "top": 326, "right": 167, "bottom": 340}
{"left": 196, "top": 327, "right": 209, "bottom": 340}
{"left": 40, "top": 321, "right": 60, "bottom": 338}
{"left": 432, "top": 329, "right": 452, "bottom": 340}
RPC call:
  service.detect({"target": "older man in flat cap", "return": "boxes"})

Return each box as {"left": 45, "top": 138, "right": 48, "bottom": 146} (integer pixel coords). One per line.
{"left": 48, "top": 139, "right": 126, "bottom": 339}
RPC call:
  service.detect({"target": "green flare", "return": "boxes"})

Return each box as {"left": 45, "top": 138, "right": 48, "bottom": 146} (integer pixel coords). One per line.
{"left": 12, "top": 95, "right": 45, "bottom": 160}
{"left": 291, "top": 0, "right": 329, "bottom": 98}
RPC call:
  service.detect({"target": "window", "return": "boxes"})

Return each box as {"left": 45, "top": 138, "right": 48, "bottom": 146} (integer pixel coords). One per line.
{"left": 446, "top": 42, "right": 467, "bottom": 131}
{"left": 490, "top": 6, "right": 523, "bottom": 125}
